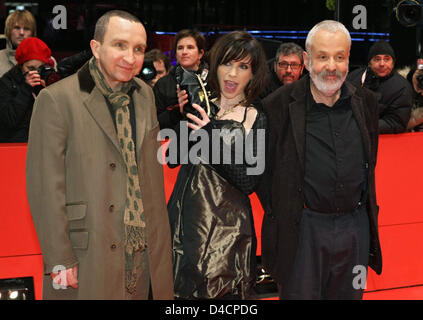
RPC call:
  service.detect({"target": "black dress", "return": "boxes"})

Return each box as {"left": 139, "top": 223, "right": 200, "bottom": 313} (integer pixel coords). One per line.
{"left": 167, "top": 106, "right": 267, "bottom": 299}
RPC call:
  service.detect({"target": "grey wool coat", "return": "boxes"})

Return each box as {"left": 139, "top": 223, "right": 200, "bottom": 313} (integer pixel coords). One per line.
{"left": 26, "top": 63, "right": 174, "bottom": 299}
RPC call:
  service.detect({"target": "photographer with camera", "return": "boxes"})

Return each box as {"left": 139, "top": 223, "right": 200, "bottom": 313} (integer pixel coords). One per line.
{"left": 153, "top": 29, "right": 208, "bottom": 130}
{"left": 0, "top": 37, "right": 57, "bottom": 142}
{"left": 406, "top": 59, "right": 423, "bottom": 131}
{"left": 347, "top": 40, "right": 413, "bottom": 134}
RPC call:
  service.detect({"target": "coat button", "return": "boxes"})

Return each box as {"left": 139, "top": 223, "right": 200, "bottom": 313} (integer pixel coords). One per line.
{"left": 110, "top": 163, "right": 116, "bottom": 170}
{"left": 109, "top": 204, "right": 115, "bottom": 212}
{"left": 110, "top": 244, "right": 117, "bottom": 250}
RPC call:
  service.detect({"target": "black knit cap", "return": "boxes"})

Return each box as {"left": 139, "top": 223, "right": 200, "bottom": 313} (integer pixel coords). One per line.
{"left": 367, "top": 40, "right": 396, "bottom": 63}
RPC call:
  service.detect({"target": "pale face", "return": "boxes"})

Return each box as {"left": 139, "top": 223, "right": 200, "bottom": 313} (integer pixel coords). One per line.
{"left": 218, "top": 56, "right": 252, "bottom": 102}
{"left": 369, "top": 54, "right": 394, "bottom": 78}
{"left": 90, "top": 17, "right": 147, "bottom": 90}
{"left": 176, "top": 36, "right": 204, "bottom": 71}
{"left": 274, "top": 54, "right": 304, "bottom": 84}
{"left": 150, "top": 59, "right": 168, "bottom": 86}
{"left": 304, "top": 30, "right": 350, "bottom": 97}
{"left": 10, "top": 21, "right": 32, "bottom": 47}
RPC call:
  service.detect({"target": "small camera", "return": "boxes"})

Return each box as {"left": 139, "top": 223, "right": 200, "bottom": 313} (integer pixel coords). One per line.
{"left": 24, "top": 64, "right": 61, "bottom": 95}
{"left": 37, "top": 65, "right": 61, "bottom": 86}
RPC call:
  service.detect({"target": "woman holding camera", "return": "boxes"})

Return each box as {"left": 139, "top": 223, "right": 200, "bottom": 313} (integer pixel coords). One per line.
{"left": 0, "top": 37, "right": 55, "bottom": 142}
{"left": 154, "top": 29, "right": 208, "bottom": 130}
{"left": 166, "top": 31, "right": 269, "bottom": 299}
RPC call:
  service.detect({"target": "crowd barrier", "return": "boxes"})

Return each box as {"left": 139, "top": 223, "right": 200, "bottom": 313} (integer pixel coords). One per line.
{"left": 1, "top": 132, "right": 423, "bottom": 299}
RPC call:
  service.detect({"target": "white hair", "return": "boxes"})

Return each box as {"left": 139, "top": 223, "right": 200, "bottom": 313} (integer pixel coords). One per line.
{"left": 305, "top": 20, "right": 351, "bottom": 54}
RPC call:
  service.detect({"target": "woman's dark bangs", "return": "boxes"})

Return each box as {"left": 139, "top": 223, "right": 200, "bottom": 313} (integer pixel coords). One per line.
{"left": 221, "top": 40, "right": 252, "bottom": 64}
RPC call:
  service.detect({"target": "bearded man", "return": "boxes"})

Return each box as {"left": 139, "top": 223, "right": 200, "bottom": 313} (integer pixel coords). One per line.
{"left": 257, "top": 20, "right": 382, "bottom": 300}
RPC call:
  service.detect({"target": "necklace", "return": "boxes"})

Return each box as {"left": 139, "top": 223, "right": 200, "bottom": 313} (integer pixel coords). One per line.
{"left": 214, "top": 99, "right": 246, "bottom": 120}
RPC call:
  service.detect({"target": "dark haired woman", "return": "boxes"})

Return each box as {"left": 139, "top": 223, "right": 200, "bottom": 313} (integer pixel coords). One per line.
{"left": 166, "top": 31, "right": 269, "bottom": 299}
{"left": 154, "top": 29, "right": 208, "bottom": 130}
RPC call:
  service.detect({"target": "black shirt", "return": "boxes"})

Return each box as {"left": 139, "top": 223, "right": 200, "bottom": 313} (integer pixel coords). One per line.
{"left": 304, "top": 82, "right": 367, "bottom": 213}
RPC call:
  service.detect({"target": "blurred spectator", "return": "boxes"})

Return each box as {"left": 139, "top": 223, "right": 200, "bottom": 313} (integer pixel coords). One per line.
{"left": 56, "top": 48, "right": 93, "bottom": 79}
{"left": 406, "top": 61, "right": 423, "bottom": 131}
{"left": 0, "top": 10, "right": 37, "bottom": 77}
{"left": 0, "top": 37, "right": 55, "bottom": 142}
{"left": 145, "top": 48, "right": 171, "bottom": 87}
{"left": 347, "top": 40, "right": 413, "bottom": 134}
{"left": 261, "top": 42, "right": 305, "bottom": 98}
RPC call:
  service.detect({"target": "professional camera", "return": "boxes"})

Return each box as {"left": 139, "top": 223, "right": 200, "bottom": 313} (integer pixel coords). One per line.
{"left": 137, "top": 59, "right": 156, "bottom": 82}
{"left": 175, "top": 65, "right": 217, "bottom": 120}
{"left": 394, "top": 0, "right": 422, "bottom": 27}
{"left": 415, "top": 58, "right": 423, "bottom": 90}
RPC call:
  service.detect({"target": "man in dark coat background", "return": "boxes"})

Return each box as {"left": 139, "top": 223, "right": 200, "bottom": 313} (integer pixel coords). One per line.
{"left": 347, "top": 40, "right": 413, "bottom": 134}
{"left": 260, "top": 42, "right": 305, "bottom": 99}
{"left": 257, "top": 20, "right": 382, "bottom": 300}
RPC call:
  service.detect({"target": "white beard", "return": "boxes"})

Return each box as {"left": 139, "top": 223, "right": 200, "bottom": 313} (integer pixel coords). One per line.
{"left": 309, "top": 62, "right": 348, "bottom": 97}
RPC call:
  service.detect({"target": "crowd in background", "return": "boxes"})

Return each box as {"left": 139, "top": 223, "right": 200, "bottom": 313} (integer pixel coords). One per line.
{"left": 1, "top": 9, "right": 423, "bottom": 142}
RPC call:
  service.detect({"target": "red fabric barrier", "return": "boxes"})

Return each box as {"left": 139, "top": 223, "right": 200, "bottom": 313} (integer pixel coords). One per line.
{"left": 0, "top": 143, "right": 43, "bottom": 299}
{"left": 367, "top": 132, "right": 423, "bottom": 291}
{"left": 1, "top": 132, "right": 423, "bottom": 298}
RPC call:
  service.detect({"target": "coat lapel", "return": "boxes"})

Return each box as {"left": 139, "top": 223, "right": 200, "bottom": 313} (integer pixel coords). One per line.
{"left": 82, "top": 87, "right": 121, "bottom": 154}
{"left": 289, "top": 77, "right": 308, "bottom": 171}
{"left": 348, "top": 82, "right": 371, "bottom": 161}
{"left": 132, "top": 80, "right": 147, "bottom": 158}
{"left": 77, "top": 63, "right": 121, "bottom": 154}
{"left": 133, "top": 93, "right": 146, "bottom": 159}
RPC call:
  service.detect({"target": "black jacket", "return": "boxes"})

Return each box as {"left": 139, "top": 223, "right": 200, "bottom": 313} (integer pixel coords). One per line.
{"left": 153, "top": 66, "right": 184, "bottom": 130}
{"left": 256, "top": 76, "right": 382, "bottom": 287}
{"left": 259, "top": 70, "right": 282, "bottom": 99}
{"left": 347, "top": 67, "right": 413, "bottom": 134}
{"left": 0, "top": 65, "right": 35, "bottom": 142}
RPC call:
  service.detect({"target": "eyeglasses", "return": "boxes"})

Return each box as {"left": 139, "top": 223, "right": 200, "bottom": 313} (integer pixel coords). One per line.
{"left": 277, "top": 62, "right": 302, "bottom": 70}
